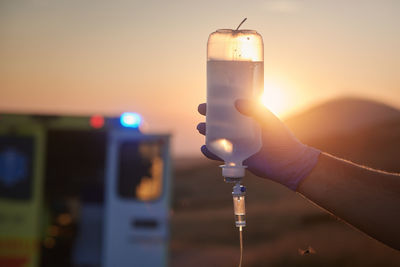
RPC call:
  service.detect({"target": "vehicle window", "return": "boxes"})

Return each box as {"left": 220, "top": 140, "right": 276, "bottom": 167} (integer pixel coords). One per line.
{"left": 118, "top": 140, "right": 163, "bottom": 201}
{"left": 0, "top": 137, "right": 34, "bottom": 200}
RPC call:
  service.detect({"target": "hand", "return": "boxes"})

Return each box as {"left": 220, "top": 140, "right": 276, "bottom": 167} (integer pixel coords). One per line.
{"left": 197, "top": 99, "right": 320, "bottom": 191}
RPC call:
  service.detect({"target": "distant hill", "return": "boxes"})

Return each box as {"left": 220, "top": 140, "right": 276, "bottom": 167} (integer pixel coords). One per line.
{"left": 285, "top": 97, "right": 400, "bottom": 142}
{"left": 284, "top": 97, "right": 400, "bottom": 172}
{"left": 308, "top": 118, "right": 400, "bottom": 173}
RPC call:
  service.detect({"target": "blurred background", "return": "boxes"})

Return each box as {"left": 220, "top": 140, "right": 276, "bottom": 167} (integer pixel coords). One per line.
{"left": 1, "top": 0, "right": 399, "bottom": 266}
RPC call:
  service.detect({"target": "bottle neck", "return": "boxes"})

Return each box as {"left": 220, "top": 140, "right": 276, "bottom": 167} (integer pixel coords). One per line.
{"left": 221, "top": 164, "right": 246, "bottom": 178}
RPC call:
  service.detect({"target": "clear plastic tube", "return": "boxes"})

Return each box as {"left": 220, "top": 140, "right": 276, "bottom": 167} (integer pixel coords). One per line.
{"left": 232, "top": 183, "right": 246, "bottom": 227}
{"left": 233, "top": 195, "right": 246, "bottom": 227}
{"left": 239, "top": 226, "right": 243, "bottom": 267}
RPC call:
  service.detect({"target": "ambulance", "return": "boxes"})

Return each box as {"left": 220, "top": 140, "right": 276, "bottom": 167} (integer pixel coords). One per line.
{"left": 0, "top": 113, "right": 172, "bottom": 267}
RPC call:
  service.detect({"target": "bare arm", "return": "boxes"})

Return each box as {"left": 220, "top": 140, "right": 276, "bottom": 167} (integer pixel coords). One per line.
{"left": 298, "top": 152, "right": 400, "bottom": 250}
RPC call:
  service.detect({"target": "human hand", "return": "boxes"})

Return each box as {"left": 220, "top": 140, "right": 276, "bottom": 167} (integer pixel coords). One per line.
{"left": 197, "top": 99, "right": 320, "bottom": 191}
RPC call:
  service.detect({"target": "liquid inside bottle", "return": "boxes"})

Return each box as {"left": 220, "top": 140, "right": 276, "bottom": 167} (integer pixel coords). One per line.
{"left": 206, "top": 60, "right": 263, "bottom": 173}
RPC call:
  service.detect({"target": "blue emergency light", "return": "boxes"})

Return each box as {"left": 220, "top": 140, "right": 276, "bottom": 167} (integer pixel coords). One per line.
{"left": 120, "top": 112, "right": 142, "bottom": 128}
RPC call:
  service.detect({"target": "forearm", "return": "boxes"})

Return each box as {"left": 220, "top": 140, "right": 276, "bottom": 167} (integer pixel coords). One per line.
{"left": 297, "top": 152, "right": 400, "bottom": 250}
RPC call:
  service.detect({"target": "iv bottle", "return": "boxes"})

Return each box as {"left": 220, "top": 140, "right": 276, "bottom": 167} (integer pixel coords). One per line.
{"left": 206, "top": 28, "right": 263, "bottom": 178}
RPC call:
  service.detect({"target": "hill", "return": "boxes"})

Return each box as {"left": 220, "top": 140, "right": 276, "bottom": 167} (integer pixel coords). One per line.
{"left": 285, "top": 97, "right": 400, "bottom": 142}
{"left": 307, "top": 118, "right": 400, "bottom": 172}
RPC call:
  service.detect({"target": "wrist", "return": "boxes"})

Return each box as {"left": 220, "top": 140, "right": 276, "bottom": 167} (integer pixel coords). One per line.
{"left": 284, "top": 145, "right": 321, "bottom": 191}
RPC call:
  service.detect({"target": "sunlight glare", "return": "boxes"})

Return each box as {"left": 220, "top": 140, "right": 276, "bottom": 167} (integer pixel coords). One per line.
{"left": 235, "top": 35, "right": 259, "bottom": 61}
{"left": 261, "top": 83, "right": 287, "bottom": 118}
{"left": 210, "top": 138, "right": 233, "bottom": 154}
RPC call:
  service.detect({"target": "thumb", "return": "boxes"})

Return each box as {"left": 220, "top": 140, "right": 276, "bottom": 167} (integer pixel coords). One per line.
{"left": 235, "top": 99, "right": 281, "bottom": 127}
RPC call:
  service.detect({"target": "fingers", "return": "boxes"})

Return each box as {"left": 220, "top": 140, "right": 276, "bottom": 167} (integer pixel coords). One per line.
{"left": 197, "top": 103, "right": 206, "bottom": 136}
{"left": 198, "top": 103, "right": 206, "bottom": 116}
{"left": 201, "top": 145, "right": 223, "bottom": 161}
{"left": 197, "top": 122, "right": 206, "bottom": 135}
{"left": 197, "top": 118, "right": 221, "bottom": 161}
{"left": 235, "top": 99, "right": 281, "bottom": 127}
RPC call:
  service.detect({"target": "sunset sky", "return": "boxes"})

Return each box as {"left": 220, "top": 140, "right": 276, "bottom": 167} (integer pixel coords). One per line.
{"left": 1, "top": 0, "right": 399, "bottom": 156}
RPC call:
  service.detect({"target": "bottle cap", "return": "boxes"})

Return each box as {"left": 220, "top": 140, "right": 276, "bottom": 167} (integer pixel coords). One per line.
{"left": 221, "top": 165, "right": 246, "bottom": 178}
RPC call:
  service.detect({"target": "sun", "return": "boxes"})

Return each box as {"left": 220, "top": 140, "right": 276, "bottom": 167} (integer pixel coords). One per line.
{"left": 261, "top": 83, "right": 287, "bottom": 118}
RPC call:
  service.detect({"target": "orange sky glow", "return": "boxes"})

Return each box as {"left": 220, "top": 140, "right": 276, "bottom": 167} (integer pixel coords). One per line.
{"left": 1, "top": 0, "right": 399, "bottom": 156}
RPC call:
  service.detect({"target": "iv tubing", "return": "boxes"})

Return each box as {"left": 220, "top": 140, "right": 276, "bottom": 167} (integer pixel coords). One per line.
{"left": 239, "top": 226, "right": 243, "bottom": 267}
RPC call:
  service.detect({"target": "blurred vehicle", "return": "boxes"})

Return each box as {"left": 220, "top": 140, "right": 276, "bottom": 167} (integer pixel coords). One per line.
{"left": 0, "top": 113, "right": 172, "bottom": 267}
